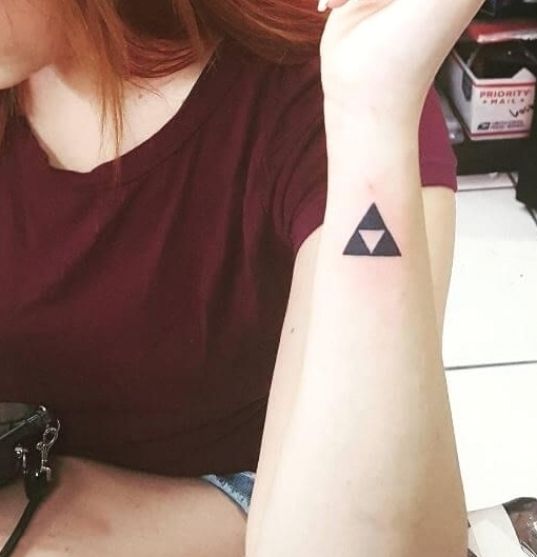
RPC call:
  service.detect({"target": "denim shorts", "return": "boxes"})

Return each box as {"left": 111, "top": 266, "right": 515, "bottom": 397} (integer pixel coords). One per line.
{"left": 199, "top": 470, "right": 256, "bottom": 515}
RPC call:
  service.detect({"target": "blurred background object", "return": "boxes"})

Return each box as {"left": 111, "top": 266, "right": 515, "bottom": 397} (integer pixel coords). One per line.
{"left": 436, "top": 2, "right": 536, "bottom": 186}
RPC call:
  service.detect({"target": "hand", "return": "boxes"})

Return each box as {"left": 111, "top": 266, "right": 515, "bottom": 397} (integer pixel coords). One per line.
{"left": 318, "top": 0, "right": 485, "bottom": 115}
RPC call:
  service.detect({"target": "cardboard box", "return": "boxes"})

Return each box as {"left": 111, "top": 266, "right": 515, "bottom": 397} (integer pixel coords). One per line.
{"left": 445, "top": 48, "right": 536, "bottom": 141}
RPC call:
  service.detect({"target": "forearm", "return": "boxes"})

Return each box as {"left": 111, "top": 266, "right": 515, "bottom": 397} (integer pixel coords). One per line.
{"left": 249, "top": 101, "right": 467, "bottom": 557}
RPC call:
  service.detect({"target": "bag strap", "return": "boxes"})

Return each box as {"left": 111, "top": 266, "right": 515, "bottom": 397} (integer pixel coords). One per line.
{"left": 0, "top": 419, "right": 60, "bottom": 557}
{"left": 0, "top": 485, "right": 48, "bottom": 557}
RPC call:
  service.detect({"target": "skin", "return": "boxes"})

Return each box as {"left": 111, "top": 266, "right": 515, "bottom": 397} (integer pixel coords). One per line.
{"left": 1, "top": 0, "right": 220, "bottom": 173}
{"left": 0, "top": 0, "right": 61, "bottom": 90}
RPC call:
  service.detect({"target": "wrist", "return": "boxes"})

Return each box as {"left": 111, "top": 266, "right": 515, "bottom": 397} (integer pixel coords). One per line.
{"left": 322, "top": 97, "right": 421, "bottom": 182}
{"left": 323, "top": 94, "right": 422, "bottom": 133}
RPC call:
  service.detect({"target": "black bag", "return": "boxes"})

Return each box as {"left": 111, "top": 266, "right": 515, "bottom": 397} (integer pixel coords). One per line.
{"left": 516, "top": 103, "right": 537, "bottom": 210}
{"left": 0, "top": 403, "right": 60, "bottom": 557}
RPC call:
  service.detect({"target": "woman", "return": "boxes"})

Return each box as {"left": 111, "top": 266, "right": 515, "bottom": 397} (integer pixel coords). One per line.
{"left": 0, "top": 0, "right": 483, "bottom": 556}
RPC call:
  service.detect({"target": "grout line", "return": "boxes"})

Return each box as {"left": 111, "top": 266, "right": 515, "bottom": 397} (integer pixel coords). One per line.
{"left": 457, "top": 186, "right": 515, "bottom": 193}
{"left": 446, "top": 360, "right": 537, "bottom": 372}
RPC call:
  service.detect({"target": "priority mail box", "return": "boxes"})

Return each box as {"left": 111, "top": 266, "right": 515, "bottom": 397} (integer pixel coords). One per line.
{"left": 445, "top": 48, "right": 536, "bottom": 141}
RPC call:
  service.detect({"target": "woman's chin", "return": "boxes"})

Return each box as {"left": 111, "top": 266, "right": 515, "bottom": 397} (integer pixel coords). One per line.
{"left": 0, "top": 67, "right": 28, "bottom": 91}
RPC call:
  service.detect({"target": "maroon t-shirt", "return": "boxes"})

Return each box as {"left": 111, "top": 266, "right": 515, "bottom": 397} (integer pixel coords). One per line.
{"left": 0, "top": 36, "right": 458, "bottom": 476}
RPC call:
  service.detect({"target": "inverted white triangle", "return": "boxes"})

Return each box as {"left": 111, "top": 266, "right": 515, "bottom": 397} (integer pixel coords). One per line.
{"left": 360, "top": 230, "right": 385, "bottom": 253}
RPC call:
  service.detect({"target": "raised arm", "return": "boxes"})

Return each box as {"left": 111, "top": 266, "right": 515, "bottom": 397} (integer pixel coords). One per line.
{"left": 247, "top": 110, "right": 465, "bottom": 557}
{"left": 246, "top": 2, "right": 484, "bottom": 556}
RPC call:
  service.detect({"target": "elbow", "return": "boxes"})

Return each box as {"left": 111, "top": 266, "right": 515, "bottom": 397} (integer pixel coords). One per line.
{"left": 409, "top": 504, "right": 469, "bottom": 557}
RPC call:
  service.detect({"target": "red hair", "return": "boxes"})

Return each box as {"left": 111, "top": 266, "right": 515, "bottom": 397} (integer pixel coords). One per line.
{"left": 0, "top": 0, "right": 328, "bottom": 152}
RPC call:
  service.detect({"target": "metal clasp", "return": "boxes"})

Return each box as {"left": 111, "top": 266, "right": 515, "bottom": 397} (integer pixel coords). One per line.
{"left": 14, "top": 445, "right": 29, "bottom": 473}
{"left": 35, "top": 419, "right": 60, "bottom": 482}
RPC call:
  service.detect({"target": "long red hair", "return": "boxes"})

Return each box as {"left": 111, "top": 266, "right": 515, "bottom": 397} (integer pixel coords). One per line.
{"left": 0, "top": 0, "right": 328, "bottom": 152}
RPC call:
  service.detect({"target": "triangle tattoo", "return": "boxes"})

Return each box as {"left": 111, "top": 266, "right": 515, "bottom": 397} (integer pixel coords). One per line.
{"left": 343, "top": 204, "right": 401, "bottom": 257}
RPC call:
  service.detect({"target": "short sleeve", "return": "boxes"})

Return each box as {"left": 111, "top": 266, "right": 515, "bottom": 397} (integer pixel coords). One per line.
{"left": 261, "top": 60, "right": 459, "bottom": 256}
{"left": 419, "top": 86, "right": 459, "bottom": 190}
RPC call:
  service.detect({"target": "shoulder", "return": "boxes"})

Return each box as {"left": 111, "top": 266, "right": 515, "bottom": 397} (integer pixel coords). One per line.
{"left": 224, "top": 37, "right": 323, "bottom": 96}
{"left": 224, "top": 38, "right": 324, "bottom": 146}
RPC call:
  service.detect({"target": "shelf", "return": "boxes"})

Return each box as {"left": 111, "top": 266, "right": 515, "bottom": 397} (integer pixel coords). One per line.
{"left": 453, "top": 136, "right": 531, "bottom": 175}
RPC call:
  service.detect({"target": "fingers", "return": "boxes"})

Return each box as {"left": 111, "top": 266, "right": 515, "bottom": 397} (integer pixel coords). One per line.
{"left": 318, "top": 0, "right": 350, "bottom": 12}
{"left": 318, "top": 0, "right": 393, "bottom": 13}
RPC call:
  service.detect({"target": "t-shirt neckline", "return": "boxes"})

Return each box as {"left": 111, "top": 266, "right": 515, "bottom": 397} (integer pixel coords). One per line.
{"left": 18, "top": 36, "right": 242, "bottom": 190}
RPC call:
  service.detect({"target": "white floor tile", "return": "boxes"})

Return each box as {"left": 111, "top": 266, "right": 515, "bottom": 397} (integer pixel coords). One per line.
{"left": 446, "top": 363, "right": 537, "bottom": 512}
{"left": 443, "top": 187, "right": 537, "bottom": 367}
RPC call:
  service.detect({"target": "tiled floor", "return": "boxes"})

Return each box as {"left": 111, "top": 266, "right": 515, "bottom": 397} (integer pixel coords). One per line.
{"left": 443, "top": 173, "right": 537, "bottom": 512}
{"left": 444, "top": 174, "right": 537, "bottom": 368}
{"left": 447, "top": 363, "right": 537, "bottom": 512}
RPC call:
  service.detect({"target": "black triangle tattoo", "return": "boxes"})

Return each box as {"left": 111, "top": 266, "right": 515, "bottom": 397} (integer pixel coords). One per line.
{"left": 371, "top": 229, "right": 401, "bottom": 256}
{"left": 343, "top": 228, "right": 371, "bottom": 256}
{"left": 343, "top": 203, "right": 401, "bottom": 257}
{"left": 356, "top": 203, "right": 385, "bottom": 230}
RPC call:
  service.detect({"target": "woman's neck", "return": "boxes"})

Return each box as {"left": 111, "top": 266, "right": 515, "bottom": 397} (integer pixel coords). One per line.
{"left": 21, "top": 42, "right": 218, "bottom": 173}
